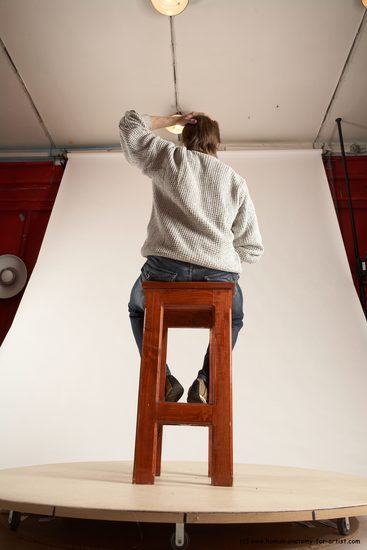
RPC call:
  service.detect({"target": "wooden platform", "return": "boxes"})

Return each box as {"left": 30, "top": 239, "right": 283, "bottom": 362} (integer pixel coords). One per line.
{"left": 1, "top": 461, "right": 367, "bottom": 524}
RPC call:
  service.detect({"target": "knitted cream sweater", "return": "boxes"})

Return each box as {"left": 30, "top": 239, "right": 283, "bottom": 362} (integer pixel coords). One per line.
{"left": 119, "top": 110, "right": 264, "bottom": 273}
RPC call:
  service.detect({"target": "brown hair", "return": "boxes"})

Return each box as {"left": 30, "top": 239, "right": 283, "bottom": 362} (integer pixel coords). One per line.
{"left": 182, "top": 115, "right": 220, "bottom": 156}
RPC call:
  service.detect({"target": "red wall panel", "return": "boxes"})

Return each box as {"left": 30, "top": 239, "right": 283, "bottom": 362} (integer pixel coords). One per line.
{"left": 0, "top": 161, "right": 65, "bottom": 345}
{"left": 0, "top": 211, "right": 24, "bottom": 255}
{"left": 323, "top": 155, "right": 367, "bottom": 309}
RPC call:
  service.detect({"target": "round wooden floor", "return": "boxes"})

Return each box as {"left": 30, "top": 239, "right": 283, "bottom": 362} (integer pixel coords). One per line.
{"left": 0, "top": 513, "right": 366, "bottom": 550}
{"left": 1, "top": 461, "right": 367, "bottom": 525}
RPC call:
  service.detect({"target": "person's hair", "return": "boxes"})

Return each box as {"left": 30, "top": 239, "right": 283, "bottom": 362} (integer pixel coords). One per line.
{"left": 182, "top": 115, "right": 220, "bottom": 156}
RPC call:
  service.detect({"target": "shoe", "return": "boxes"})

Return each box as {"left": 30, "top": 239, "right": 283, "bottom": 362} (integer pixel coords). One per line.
{"left": 187, "top": 378, "right": 208, "bottom": 404}
{"left": 165, "top": 374, "right": 184, "bottom": 402}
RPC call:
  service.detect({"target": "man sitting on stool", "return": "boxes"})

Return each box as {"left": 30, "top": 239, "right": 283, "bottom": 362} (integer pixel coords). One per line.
{"left": 119, "top": 110, "right": 264, "bottom": 403}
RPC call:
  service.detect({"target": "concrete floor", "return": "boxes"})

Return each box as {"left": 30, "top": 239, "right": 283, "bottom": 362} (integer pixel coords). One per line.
{"left": 0, "top": 511, "right": 366, "bottom": 549}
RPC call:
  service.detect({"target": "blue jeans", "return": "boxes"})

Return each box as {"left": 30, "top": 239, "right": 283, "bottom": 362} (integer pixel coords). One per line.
{"left": 128, "top": 255, "right": 244, "bottom": 384}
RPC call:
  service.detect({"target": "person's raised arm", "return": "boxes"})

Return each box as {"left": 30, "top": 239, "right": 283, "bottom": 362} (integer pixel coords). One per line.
{"left": 119, "top": 110, "right": 198, "bottom": 176}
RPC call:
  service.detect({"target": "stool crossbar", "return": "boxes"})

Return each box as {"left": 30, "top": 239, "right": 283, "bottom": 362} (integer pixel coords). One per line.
{"left": 133, "top": 281, "right": 235, "bottom": 487}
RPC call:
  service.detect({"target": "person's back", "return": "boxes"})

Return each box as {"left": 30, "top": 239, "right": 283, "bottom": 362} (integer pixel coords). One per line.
{"left": 119, "top": 109, "right": 264, "bottom": 403}
{"left": 119, "top": 110, "right": 263, "bottom": 273}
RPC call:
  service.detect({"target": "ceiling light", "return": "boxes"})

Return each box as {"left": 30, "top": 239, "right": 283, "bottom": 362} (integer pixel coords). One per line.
{"left": 150, "top": 0, "right": 188, "bottom": 16}
{"left": 363, "top": 0, "right": 367, "bottom": 6}
{"left": 166, "top": 114, "right": 184, "bottom": 134}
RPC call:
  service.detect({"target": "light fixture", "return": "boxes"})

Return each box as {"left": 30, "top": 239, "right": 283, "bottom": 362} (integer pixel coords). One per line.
{"left": 150, "top": 0, "right": 188, "bottom": 16}
{"left": 363, "top": 0, "right": 367, "bottom": 6}
{"left": 166, "top": 114, "right": 184, "bottom": 134}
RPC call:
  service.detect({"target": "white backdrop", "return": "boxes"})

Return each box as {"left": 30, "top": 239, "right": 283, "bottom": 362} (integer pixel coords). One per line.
{"left": 0, "top": 150, "right": 366, "bottom": 476}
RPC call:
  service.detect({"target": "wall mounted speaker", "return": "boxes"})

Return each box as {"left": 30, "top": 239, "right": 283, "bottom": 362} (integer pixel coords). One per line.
{"left": 0, "top": 255, "right": 28, "bottom": 299}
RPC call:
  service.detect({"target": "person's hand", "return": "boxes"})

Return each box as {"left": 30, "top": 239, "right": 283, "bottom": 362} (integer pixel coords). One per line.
{"left": 177, "top": 112, "right": 212, "bottom": 126}
{"left": 151, "top": 112, "right": 212, "bottom": 131}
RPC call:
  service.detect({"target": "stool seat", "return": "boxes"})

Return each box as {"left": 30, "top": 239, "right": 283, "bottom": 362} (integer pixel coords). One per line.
{"left": 133, "top": 281, "right": 235, "bottom": 486}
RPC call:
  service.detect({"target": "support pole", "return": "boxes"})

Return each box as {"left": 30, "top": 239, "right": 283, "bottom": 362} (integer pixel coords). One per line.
{"left": 335, "top": 118, "right": 366, "bottom": 318}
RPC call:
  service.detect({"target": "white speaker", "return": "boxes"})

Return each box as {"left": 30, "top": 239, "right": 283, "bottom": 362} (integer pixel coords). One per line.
{"left": 0, "top": 255, "right": 28, "bottom": 299}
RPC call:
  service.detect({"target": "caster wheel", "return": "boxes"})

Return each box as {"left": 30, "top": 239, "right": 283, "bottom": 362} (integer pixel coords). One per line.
{"left": 337, "top": 517, "right": 350, "bottom": 535}
{"left": 170, "top": 530, "right": 190, "bottom": 549}
{"left": 8, "top": 511, "right": 21, "bottom": 531}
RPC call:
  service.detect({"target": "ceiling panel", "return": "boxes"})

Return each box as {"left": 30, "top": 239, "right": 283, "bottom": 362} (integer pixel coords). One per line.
{"left": 317, "top": 12, "right": 367, "bottom": 149}
{"left": 175, "top": 0, "right": 365, "bottom": 145}
{"left": 0, "top": 45, "right": 49, "bottom": 148}
{"left": 0, "top": 0, "right": 366, "bottom": 150}
{"left": 0, "top": 0, "right": 175, "bottom": 148}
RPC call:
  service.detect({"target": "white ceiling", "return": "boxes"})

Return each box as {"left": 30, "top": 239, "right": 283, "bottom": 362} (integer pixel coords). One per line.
{"left": 0, "top": 0, "right": 366, "bottom": 152}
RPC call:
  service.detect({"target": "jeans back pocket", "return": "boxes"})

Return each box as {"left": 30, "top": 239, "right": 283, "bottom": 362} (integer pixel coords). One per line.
{"left": 141, "top": 263, "right": 178, "bottom": 282}
{"left": 203, "top": 272, "right": 240, "bottom": 283}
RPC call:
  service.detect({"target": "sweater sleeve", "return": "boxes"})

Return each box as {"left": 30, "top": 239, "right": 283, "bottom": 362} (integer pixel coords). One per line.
{"left": 231, "top": 187, "right": 264, "bottom": 264}
{"left": 119, "top": 110, "right": 176, "bottom": 178}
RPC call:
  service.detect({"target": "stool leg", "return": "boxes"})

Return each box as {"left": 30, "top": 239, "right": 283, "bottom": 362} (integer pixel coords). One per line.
{"left": 210, "top": 292, "right": 233, "bottom": 487}
{"left": 156, "top": 324, "right": 168, "bottom": 476}
{"left": 208, "top": 328, "right": 215, "bottom": 477}
{"left": 133, "top": 293, "right": 162, "bottom": 484}
{"left": 156, "top": 425, "right": 163, "bottom": 476}
{"left": 208, "top": 426, "right": 212, "bottom": 477}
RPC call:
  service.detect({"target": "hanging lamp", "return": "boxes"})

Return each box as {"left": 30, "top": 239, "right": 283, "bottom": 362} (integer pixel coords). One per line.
{"left": 150, "top": 0, "right": 188, "bottom": 16}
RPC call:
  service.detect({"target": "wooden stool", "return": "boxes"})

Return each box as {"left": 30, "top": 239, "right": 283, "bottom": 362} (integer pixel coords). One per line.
{"left": 133, "top": 281, "right": 235, "bottom": 487}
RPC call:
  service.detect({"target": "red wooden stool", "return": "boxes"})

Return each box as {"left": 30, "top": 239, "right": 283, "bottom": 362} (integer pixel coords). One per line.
{"left": 133, "top": 281, "right": 235, "bottom": 487}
